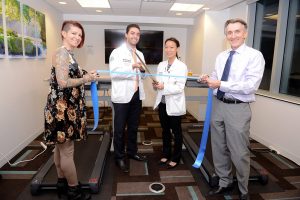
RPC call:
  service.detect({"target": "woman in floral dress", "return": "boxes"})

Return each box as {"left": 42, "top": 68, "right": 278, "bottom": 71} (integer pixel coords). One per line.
{"left": 44, "top": 20, "right": 99, "bottom": 200}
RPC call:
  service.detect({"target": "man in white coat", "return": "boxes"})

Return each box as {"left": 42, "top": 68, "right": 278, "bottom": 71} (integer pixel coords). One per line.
{"left": 109, "top": 24, "right": 147, "bottom": 173}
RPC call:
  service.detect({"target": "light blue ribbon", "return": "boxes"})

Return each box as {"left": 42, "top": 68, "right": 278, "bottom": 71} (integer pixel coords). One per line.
{"left": 90, "top": 81, "right": 98, "bottom": 131}
{"left": 90, "top": 69, "right": 212, "bottom": 168}
{"left": 96, "top": 69, "right": 201, "bottom": 80}
{"left": 90, "top": 70, "right": 199, "bottom": 131}
{"left": 192, "top": 88, "right": 213, "bottom": 168}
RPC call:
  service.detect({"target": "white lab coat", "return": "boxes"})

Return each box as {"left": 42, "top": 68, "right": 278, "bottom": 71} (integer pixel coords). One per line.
{"left": 109, "top": 43, "right": 145, "bottom": 103}
{"left": 153, "top": 58, "right": 187, "bottom": 116}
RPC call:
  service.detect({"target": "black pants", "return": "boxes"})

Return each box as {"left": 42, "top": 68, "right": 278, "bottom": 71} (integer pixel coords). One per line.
{"left": 113, "top": 90, "right": 142, "bottom": 160}
{"left": 158, "top": 103, "right": 182, "bottom": 163}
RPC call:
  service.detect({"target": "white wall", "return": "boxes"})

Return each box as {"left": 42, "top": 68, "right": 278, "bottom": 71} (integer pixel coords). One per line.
{"left": 75, "top": 24, "right": 187, "bottom": 107}
{"left": 186, "top": 2, "right": 248, "bottom": 120}
{"left": 250, "top": 95, "right": 300, "bottom": 165}
{"left": 186, "top": 10, "right": 229, "bottom": 120}
{"left": 0, "top": 0, "right": 62, "bottom": 167}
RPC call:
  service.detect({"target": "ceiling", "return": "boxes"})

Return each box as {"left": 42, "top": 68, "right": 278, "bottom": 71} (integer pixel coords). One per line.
{"left": 45, "top": 0, "right": 246, "bottom": 18}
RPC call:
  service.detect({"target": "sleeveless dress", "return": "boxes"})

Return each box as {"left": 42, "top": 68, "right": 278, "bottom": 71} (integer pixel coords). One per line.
{"left": 44, "top": 47, "right": 87, "bottom": 144}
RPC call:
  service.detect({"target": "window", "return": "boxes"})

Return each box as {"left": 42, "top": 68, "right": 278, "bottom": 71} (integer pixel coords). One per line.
{"left": 253, "top": 0, "right": 300, "bottom": 97}
{"left": 280, "top": 0, "right": 300, "bottom": 97}
{"left": 253, "top": 0, "right": 279, "bottom": 91}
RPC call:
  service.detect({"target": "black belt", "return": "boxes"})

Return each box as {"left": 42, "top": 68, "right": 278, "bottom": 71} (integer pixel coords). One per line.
{"left": 217, "top": 97, "right": 245, "bottom": 104}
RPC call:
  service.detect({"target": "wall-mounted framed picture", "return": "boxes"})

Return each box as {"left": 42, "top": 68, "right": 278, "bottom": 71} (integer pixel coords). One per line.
{"left": 0, "top": 0, "right": 46, "bottom": 58}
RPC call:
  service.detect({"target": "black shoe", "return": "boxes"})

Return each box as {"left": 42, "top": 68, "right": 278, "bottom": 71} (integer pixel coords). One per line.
{"left": 208, "top": 185, "right": 233, "bottom": 196}
{"left": 128, "top": 154, "right": 147, "bottom": 161}
{"left": 115, "top": 159, "right": 129, "bottom": 173}
{"left": 57, "top": 178, "right": 68, "bottom": 198}
{"left": 67, "top": 183, "right": 91, "bottom": 200}
{"left": 239, "top": 193, "right": 250, "bottom": 200}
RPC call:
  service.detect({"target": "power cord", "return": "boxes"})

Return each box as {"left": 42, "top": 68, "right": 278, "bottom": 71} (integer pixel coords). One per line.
{"left": 0, "top": 142, "right": 47, "bottom": 167}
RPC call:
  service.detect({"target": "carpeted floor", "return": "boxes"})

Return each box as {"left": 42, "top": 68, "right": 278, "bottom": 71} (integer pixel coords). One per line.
{"left": 1, "top": 107, "right": 300, "bottom": 200}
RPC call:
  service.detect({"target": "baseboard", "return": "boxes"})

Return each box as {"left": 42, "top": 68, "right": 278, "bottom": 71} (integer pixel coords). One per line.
{"left": 250, "top": 134, "right": 300, "bottom": 166}
{"left": 0, "top": 128, "right": 43, "bottom": 168}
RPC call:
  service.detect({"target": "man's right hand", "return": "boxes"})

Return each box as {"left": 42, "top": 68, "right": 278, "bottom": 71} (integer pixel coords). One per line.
{"left": 198, "top": 74, "right": 209, "bottom": 83}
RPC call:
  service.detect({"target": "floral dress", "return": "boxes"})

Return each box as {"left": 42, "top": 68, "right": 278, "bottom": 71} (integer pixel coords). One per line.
{"left": 44, "top": 47, "right": 87, "bottom": 144}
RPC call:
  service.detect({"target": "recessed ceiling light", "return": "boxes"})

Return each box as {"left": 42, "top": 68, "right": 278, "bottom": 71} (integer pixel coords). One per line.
{"left": 170, "top": 3, "right": 203, "bottom": 12}
{"left": 175, "top": 13, "right": 183, "bottom": 16}
{"left": 203, "top": 7, "right": 210, "bottom": 10}
{"left": 96, "top": 10, "right": 102, "bottom": 13}
{"left": 76, "top": 0, "right": 110, "bottom": 8}
{"left": 58, "top": 1, "right": 67, "bottom": 5}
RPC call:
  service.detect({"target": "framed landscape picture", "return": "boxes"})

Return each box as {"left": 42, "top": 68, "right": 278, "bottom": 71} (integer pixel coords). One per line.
{"left": 1, "top": 0, "right": 46, "bottom": 58}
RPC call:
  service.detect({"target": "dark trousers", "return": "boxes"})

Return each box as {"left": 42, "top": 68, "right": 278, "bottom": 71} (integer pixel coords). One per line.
{"left": 158, "top": 103, "right": 182, "bottom": 163}
{"left": 113, "top": 90, "right": 142, "bottom": 160}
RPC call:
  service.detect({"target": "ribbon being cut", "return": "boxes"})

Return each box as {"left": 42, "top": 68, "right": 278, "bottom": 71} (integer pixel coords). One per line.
{"left": 89, "top": 70, "right": 213, "bottom": 169}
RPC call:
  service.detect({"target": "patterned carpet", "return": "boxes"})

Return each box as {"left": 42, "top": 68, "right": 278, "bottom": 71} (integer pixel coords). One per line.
{"left": 1, "top": 107, "right": 300, "bottom": 199}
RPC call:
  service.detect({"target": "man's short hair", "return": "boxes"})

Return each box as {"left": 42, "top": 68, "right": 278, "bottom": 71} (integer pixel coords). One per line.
{"left": 126, "top": 24, "right": 140, "bottom": 34}
{"left": 224, "top": 18, "right": 247, "bottom": 33}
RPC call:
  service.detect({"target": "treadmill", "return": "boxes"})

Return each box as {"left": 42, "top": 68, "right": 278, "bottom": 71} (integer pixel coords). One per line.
{"left": 30, "top": 132, "right": 111, "bottom": 195}
{"left": 183, "top": 78, "right": 268, "bottom": 187}
{"left": 31, "top": 80, "right": 112, "bottom": 195}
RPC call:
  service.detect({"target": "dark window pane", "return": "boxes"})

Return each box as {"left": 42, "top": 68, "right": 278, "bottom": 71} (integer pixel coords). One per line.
{"left": 254, "top": 0, "right": 279, "bottom": 90}
{"left": 280, "top": 0, "right": 300, "bottom": 97}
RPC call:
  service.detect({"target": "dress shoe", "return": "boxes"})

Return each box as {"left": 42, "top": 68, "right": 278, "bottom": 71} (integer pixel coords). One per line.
{"left": 67, "top": 183, "right": 91, "bottom": 200}
{"left": 56, "top": 178, "right": 68, "bottom": 199}
{"left": 115, "top": 159, "right": 129, "bottom": 173}
{"left": 239, "top": 193, "right": 250, "bottom": 200}
{"left": 208, "top": 185, "right": 233, "bottom": 196}
{"left": 158, "top": 158, "right": 168, "bottom": 165}
{"left": 128, "top": 154, "right": 147, "bottom": 161}
{"left": 167, "top": 161, "right": 178, "bottom": 169}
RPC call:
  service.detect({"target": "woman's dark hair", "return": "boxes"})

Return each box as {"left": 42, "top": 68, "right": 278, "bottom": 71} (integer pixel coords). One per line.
{"left": 165, "top": 37, "right": 180, "bottom": 58}
{"left": 61, "top": 20, "right": 85, "bottom": 48}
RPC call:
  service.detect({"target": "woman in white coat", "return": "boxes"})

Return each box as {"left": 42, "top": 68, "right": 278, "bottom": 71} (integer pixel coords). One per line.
{"left": 153, "top": 37, "right": 188, "bottom": 168}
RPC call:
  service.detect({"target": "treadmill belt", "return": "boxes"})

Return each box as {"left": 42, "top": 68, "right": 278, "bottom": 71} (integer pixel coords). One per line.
{"left": 43, "top": 135, "right": 103, "bottom": 183}
{"left": 188, "top": 131, "right": 213, "bottom": 163}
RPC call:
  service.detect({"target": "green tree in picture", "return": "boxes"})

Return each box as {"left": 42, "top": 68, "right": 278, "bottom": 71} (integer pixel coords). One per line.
{"left": 7, "top": 35, "right": 22, "bottom": 55}
{"left": 24, "top": 38, "right": 35, "bottom": 56}
{"left": 36, "top": 11, "right": 46, "bottom": 43}
{"left": 5, "top": 0, "right": 20, "bottom": 22}
{"left": 22, "top": 4, "right": 35, "bottom": 25}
